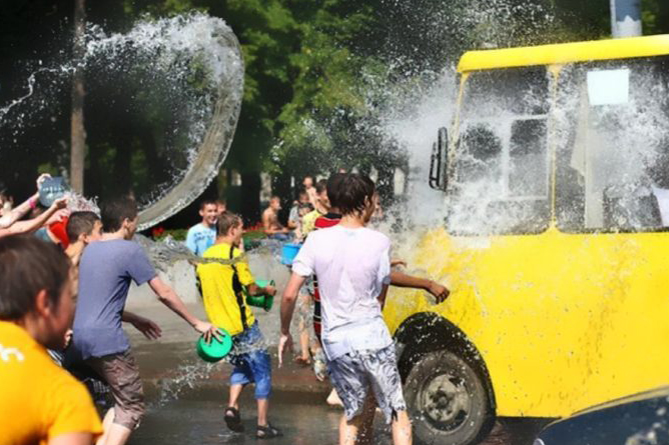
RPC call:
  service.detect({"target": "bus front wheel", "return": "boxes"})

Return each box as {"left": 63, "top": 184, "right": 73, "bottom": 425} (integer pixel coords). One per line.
{"left": 404, "top": 350, "right": 494, "bottom": 445}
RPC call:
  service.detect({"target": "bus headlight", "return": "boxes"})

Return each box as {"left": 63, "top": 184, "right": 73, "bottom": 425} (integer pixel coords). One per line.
{"left": 533, "top": 439, "right": 546, "bottom": 445}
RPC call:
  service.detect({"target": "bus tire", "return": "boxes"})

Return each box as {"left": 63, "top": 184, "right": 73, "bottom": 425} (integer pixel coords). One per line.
{"left": 404, "top": 349, "right": 494, "bottom": 445}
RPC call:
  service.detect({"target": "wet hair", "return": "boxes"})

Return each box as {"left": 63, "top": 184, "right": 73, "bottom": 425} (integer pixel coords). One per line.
{"left": 66, "top": 211, "right": 100, "bottom": 243}
{"left": 200, "top": 199, "right": 217, "bottom": 211}
{"left": 326, "top": 173, "right": 347, "bottom": 209}
{"left": 336, "top": 174, "right": 376, "bottom": 216}
{"left": 315, "top": 179, "right": 328, "bottom": 194}
{"left": 217, "top": 211, "right": 243, "bottom": 236}
{"left": 0, "top": 235, "right": 70, "bottom": 320}
{"left": 101, "top": 197, "right": 138, "bottom": 233}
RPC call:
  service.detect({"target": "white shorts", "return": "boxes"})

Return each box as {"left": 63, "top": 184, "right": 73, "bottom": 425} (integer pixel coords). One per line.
{"left": 327, "top": 344, "right": 406, "bottom": 423}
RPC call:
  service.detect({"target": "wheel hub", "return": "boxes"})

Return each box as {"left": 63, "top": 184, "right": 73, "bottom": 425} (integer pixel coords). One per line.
{"left": 422, "top": 373, "right": 470, "bottom": 428}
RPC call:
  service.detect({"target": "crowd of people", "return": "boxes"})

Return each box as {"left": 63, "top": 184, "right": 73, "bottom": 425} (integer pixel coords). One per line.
{"left": 0, "top": 171, "right": 449, "bottom": 445}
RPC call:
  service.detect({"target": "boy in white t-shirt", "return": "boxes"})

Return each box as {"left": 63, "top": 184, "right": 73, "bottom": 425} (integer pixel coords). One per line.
{"left": 279, "top": 174, "right": 412, "bottom": 445}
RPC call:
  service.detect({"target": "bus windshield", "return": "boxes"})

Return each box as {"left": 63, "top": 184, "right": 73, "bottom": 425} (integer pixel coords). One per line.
{"left": 447, "top": 66, "right": 551, "bottom": 235}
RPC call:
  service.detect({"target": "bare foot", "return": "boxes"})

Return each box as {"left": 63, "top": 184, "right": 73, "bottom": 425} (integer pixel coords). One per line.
{"left": 326, "top": 389, "right": 343, "bottom": 407}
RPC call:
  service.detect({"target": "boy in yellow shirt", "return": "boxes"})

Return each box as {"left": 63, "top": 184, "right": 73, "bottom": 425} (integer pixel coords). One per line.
{"left": 197, "top": 212, "right": 282, "bottom": 439}
{"left": 0, "top": 235, "right": 102, "bottom": 445}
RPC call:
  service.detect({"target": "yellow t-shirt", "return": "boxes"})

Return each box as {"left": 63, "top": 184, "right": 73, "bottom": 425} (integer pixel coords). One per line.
{"left": 301, "top": 209, "right": 323, "bottom": 237}
{"left": 197, "top": 242, "right": 256, "bottom": 336}
{"left": 0, "top": 321, "right": 102, "bottom": 445}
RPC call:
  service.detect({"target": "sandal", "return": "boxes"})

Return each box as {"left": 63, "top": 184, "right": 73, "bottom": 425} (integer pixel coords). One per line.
{"left": 224, "top": 406, "right": 244, "bottom": 433}
{"left": 257, "top": 423, "right": 283, "bottom": 439}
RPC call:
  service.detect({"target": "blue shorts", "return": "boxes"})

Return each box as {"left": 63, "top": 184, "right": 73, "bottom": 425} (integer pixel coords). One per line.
{"left": 228, "top": 323, "right": 272, "bottom": 399}
{"left": 269, "top": 233, "right": 292, "bottom": 242}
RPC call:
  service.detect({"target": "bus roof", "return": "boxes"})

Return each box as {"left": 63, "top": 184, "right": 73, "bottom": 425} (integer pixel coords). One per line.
{"left": 458, "top": 34, "right": 669, "bottom": 73}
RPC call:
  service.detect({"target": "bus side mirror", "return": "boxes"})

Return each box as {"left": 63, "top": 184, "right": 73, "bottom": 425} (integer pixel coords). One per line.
{"left": 429, "top": 127, "right": 448, "bottom": 190}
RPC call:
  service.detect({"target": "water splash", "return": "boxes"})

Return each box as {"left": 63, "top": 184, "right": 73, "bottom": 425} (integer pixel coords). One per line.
{"left": 154, "top": 361, "right": 217, "bottom": 407}
{"left": 0, "top": 67, "right": 73, "bottom": 121}
{"left": 135, "top": 234, "right": 290, "bottom": 273}
{"left": 0, "top": 13, "right": 244, "bottom": 231}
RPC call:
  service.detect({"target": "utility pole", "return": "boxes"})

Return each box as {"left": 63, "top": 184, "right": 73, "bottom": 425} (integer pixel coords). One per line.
{"left": 610, "top": 0, "right": 642, "bottom": 38}
{"left": 70, "top": 0, "right": 86, "bottom": 194}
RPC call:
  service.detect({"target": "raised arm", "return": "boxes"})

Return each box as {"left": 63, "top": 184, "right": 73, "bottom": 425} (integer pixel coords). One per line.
{"left": 0, "top": 197, "right": 68, "bottom": 238}
{"left": 0, "top": 174, "right": 51, "bottom": 229}
{"left": 0, "top": 193, "right": 36, "bottom": 229}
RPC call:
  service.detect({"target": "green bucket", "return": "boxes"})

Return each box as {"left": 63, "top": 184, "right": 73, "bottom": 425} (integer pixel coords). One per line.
{"left": 196, "top": 328, "right": 233, "bottom": 363}
{"left": 245, "top": 279, "right": 275, "bottom": 311}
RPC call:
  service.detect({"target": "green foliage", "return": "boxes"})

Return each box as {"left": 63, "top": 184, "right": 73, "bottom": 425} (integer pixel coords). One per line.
{"left": 99, "top": 0, "right": 669, "bottom": 184}
{"left": 5, "top": 0, "right": 669, "bottom": 201}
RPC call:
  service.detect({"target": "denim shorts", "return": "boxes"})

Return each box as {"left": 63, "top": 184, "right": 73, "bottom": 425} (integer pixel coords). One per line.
{"left": 327, "top": 344, "right": 406, "bottom": 424}
{"left": 228, "top": 322, "right": 272, "bottom": 399}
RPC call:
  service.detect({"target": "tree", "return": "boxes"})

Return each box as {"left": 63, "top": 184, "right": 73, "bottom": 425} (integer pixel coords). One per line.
{"left": 70, "top": 0, "right": 85, "bottom": 194}
{"left": 3, "top": 0, "right": 669, "bottom": 223}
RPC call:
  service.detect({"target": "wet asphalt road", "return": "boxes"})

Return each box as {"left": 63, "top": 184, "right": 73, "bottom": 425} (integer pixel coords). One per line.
{"left": 129, "top": 389, "right": 548, "bottom": 445}
{"left": 124, "top": 301, "right": 549, "bottom": 445}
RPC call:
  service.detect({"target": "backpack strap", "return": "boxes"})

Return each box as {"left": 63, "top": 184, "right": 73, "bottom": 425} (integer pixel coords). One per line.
{"left": 229, "top": 245, "right": 248, "bottom": 331}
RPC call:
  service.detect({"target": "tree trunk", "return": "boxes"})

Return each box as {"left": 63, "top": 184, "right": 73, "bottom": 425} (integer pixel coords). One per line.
{"left": 241, "top": 172, "right": 261, "bottom": 225}
{"left": 70, "top": 0, "right": 86, "bottom": 193}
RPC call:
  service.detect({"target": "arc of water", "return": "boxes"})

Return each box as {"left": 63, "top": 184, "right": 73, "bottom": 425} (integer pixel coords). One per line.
{"left": 136, "top": 28, "right": 244, "bottom": 231}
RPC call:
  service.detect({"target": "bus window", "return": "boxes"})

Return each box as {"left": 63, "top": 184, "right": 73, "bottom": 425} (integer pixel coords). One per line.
{"left": 510, "top": 119, "right": 548, "bottom": 197}
{"left": 448, "top": 67, "right": 551, "bottom": 235}
{"left": 555, "top": 56, "right": 669, "bottom": 232}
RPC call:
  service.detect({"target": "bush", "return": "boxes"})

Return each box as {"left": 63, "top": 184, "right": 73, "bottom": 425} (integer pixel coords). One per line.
{"left": 150, "top": 226, "right": 268, "bottom": 251}
{"left": 151, "top": 227, "right": 188, "bottom": 241}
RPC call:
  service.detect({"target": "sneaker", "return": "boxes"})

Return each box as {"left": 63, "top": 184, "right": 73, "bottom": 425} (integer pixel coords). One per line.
{"left": 257, "top": 423, "right": 283, "bottom": 439}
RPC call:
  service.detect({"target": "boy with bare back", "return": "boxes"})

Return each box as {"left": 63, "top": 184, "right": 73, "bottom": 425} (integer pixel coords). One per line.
{"left": 262, "top": 196, "right": 291, "bottom": 241}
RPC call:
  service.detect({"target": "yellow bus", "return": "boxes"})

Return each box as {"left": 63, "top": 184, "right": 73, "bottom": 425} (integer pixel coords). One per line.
{"left": 384, "top": 34, "right": 669, "bottom": 445}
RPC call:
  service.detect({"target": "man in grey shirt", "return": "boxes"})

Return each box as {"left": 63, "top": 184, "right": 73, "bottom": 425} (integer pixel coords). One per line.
{"left": 71, "top": 197, "right": 217, "bottom": 445}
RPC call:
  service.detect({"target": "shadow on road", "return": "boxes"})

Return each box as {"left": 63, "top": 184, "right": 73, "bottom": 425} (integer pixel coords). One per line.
{"left": 480, "top": 417, "right": 552, "bottom": 445}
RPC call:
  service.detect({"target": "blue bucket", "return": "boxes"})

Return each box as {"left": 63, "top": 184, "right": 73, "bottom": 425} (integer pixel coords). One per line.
{"left": 281, "top": 243, "right": 302, "bottom": 265}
